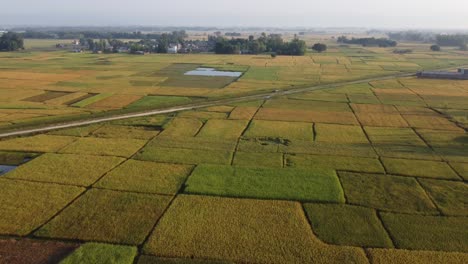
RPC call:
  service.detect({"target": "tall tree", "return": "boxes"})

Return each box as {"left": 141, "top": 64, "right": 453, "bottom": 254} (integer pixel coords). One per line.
{"left": 0, "top": 32, "right": 24, "bottom": 51}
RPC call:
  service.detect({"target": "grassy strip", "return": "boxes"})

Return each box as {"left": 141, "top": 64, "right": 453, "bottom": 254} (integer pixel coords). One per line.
{"left": 60, "top": 243, "right": 137, "bottom": 264}
{"left": 71, "top": 93, "right": 113, "bottom": 108}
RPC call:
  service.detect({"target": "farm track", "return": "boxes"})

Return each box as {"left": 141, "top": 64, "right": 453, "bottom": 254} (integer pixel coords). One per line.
{"left": 0, "top": 71, "right": 426, "bottom": 139}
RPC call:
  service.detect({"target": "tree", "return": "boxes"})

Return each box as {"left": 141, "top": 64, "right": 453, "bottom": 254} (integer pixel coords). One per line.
{"left": 0, "top": 32, "right": 24, "bottom": 51}
{"left": 312, "top": 43, "right": 327, "bottom": 53}
{"left": 430, "top": 45, "right": 441, "bottom": 51}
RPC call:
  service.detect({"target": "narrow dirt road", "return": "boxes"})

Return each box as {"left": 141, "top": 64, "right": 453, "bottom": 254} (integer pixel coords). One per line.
{"left": 0, "top": 72, "right": 417, "bottom": 139}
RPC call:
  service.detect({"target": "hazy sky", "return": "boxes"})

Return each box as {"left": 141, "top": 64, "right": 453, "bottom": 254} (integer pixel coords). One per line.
{"left": 1, "top": 0, "right": 468, "bottom": 28}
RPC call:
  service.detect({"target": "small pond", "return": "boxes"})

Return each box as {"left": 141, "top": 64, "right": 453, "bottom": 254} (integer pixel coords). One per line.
{"left": 184, "top": 68, "right": 242, "bottom": 77}
{"left": 0, "top": 165, "right": 17, "bottom": 175}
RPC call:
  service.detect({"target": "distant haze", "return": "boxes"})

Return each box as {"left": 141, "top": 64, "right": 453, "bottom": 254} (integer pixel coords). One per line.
{"left": 1, "top": 0, "right": 468, "bottom": 29}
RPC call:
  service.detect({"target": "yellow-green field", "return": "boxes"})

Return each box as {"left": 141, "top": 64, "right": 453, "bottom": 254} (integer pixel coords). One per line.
{"left": 1, "top": 42, "right": 468, "bottom": 130}
{"left": 0, "top": 64, "right": 467, "bottom": 262}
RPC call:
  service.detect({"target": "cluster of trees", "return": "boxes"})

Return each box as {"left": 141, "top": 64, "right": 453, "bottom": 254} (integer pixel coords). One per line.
{"left": 0, "top": 32, "right": 24, "bottom": 51}
{"left": 214, "top": 34, "right": 307, "bottom": 56}
{"left": 387, "top": 31, "right": 434, "bottom": 42}
{"left": 337, "top": 36, "right": 397, "bottom": 47}
{"left": 312, "top": 43, "right": 327, "bottom": 53}
{"left": 22, "top": 30, "right": 188, "bottom": 42}
{"left": 436, "top": 34, "right": 468, "bottom": 46}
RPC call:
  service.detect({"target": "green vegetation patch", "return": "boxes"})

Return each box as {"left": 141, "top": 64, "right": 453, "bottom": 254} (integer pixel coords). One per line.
{"left": 244, "top": 120, "right": 314, "bottom": 141}
{"left": 96, "top": 160, "right": 193, "bottom": 194}
{"left": 380, "top": 213, "right": 468, "bottom": 252}
{"left": 71, "top": 93, "right": 113, "bottom": 108}
{"left": 60, "top": 137, "right": 147, "bottom": 158}
{"left": 110, "top": 115, "right": 168, "bottom": 128}
{"left": 419, "top": 179, "right": 468, "bottom": 216}
{"left": 60, "top": 243, "right": 137, "bottom": 264}
{"left": 5, "top": 153, "right": 124, "bottom": 186}
{"left": 286, "top": 154, "right": 384, "bottom": 173}
{"left": 232, "top": 152, "right": 283, "bottom": 167}
{"left": 241, "top": 66, "right": 279, "bottom": 81}
{"left": 303, "top": 203, "right": 392, "bottom": 247}
{"left": 0, "top": 179, "right": 84, "bottom": 235}
{"left": 36, "top": 189, "right": 172, "bottom": 244}
{"left": 135, "top": 147, "right": 232, "bottom": 165}
{"left": 367, "top": 248, "right": 468, "bottom": 264}
{"left": 339, "top": 172, "right": 438, "bottom": 214}
{"left": 91, "top": 125, "right": 159, "bottom": 140}
{"left": 374, "top": 145, "right": 440, "bottom": 161}
{"left": 128, "top": 96, "right": 192, "bottom": 109}
{"left": 0, "top": 135, "right": 76, "bottom": 153}
{"left": 185, "top": 164, "right": 344, "bottom": 202}
{"left": 196, "top": 119, "right": 248, "bottom": 139}
{"left": 144, "top": 195, "right": 368, "bottom": 264}
{"left": 264, "top": 98, "right": 351, "bottom": 112}
{"left": 381, "top": 158, "right": 460, "bottom": 180}
{"left": 315, "top": 123, "right": 369, "bottom": 144}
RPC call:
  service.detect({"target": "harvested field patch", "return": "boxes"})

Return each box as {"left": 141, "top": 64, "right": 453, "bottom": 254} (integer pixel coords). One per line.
{"left": 419, "top": 179, "right": 468, "bottom": 216}
{"left": 0, "top": 178, "right": 84, "bottom": 235}
{"left": 185, "top": 165, "right": 344, "bottom": 202}
{"left": 450, "top": 162, "right": 468, "bottom": 181}
{"left": 177, "top": 111, "right": 228, "bottom": 120}
{"left": 196, "top": 119, "right": 248, "bottom": 139}
{"left": 87, "top": 94, "right": 143, "bottom": 109}
{"left": 0, "top": 135, "right": 76, "bottom": 153}
{"left": 380, "top": 213, "right": 468, "bottom": 252}
{"left": 228, "top": 107, "right": 258, "bottom": 120}
{"left": 303, "top": 204, "right": 392, "bottom": 247}
{"left": 59, "top": 137, "right": 147, "bottom": 157}
{"left": 315, "top": 123, "right": 369, "bottom": 144}
{"left": 367, "top": 248, "right": 468, "bottom": 264}
{"left": 355, "top": 113, "right": 409, "bottom": 127}
{"left": 48, "top": 124, "right": 103, "bottom": 137}
{"left": 381, "top": 158, "right": 459, "bottom": 180}
{"left": 395, "top": 106, "right": 440, "bottom": 116}
{"left": 339, "top": 172, "right": 438, "bottom": 214}
{"left": 159, "top": 118, "right": 204, "bottom": 137}
{"left": 96, "top": 160, "right": 193, "bottom": 194}
{"left": 365, "top": 127, "right": 426, "bottom": 146}
{"left": 147, "top": 136, "right": 237, "bottom": 151}
{"left": 264, "top": 98, "right": 351, "bottom": 112}
{"left": 203, "top": 105, "right": 234, "bottom": 113}
{"left": 22, "top": 91, "right": 71, "bottom": 103}
{"left": 129, "top": 96, "right": 192, "bottom": 109}
{"left": 244, "top": 120, "right": 313, "bottom": 141}
{"left": 5, "top": 153, "right": 124, "bottom": 186}
{"left": 232, "top": 152, "right": 283, "bottom": 167}
{"left": 71, "top": 93, "right": 113, "bottom": 108}
{"left": 286, "top": 154, "right": 384, "bottom": 173}
{"left": 351, "top": 103, "right": 399, "bottom": 114}
{"left": 91, "top": 125, "right": 159, "bottom": 140}
{"left": 403, "top": 115, "right": 463, "bottom": 131}
{"left": 135, "top": 147, "right": 232, "bottom": 165}
{"left": 347, "top": 94, "right": 381, "bottom": 104}
{"left": 36, "top": 189, "right": 172, "bottom": 244}
{"left": 281, "top": 141, "right": 377, "bottom": 158}
{"left": 144, "top": 195, "right": 368, "bottom": 264}
{"left": 60, "top": 243, "right": 137, "bottom": 264}
{"left": 255, "top": 108, "right": 359, "bottom": 125}
{"left": 0, "top": 238, "right": 78, "bottom": 264}
{"left": 46, "top": 92, "right": 92, "bottom": 106}
{"left": 374, "top": 145, "right": 441, "bottom": 161}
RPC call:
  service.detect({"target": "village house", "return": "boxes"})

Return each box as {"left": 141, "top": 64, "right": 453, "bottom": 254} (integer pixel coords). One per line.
{"left": 417, "top": 68, "right": 468, "bottom": 80}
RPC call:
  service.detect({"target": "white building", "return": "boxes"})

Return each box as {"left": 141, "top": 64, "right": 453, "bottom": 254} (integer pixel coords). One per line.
{"left": 167, "top": 45, "right": 178, "bottom": 54}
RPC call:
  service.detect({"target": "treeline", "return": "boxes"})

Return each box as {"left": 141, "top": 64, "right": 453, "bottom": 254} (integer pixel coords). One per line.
{"left": 436, "top": 34, "right": 468, "bottom": 46}
{"left": 387, "top": 31, "right": 434, "bottom": 42}
{"left": 214, "top": 34, "right": 307, "bottom": 55}
{"left": 337, "top": 36, "right": 397, "bottom": 47}
{"left": 0, "top": 32, "right": 24, "bottom": 51}
{"left": 21, "top": 30, "right": 188, "bottom": 41}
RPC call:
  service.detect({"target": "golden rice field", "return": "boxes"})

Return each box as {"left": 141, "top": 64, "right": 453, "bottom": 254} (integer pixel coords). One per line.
{"left": 1, "top": 42, "right": 468, "bottom": 130}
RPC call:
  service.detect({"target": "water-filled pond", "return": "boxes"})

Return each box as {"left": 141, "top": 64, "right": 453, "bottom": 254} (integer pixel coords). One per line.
{"left": 0, "top": 165, "right": 17, "bottom": 175}
{"left": 184, "top": 68, "right": 242, "bottom": 77}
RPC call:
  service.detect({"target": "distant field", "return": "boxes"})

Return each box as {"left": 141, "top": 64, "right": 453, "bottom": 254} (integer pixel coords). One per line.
{"left": 0, "top": 69, "right": 467, "bottom": 262}
{"left": 1, "top": 42, "right": 468, "bottom": 129}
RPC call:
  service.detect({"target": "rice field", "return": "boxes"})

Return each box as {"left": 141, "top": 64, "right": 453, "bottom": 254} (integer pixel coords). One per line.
{"left": 0, "top": 43, "right": 467, "bottom": 263}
